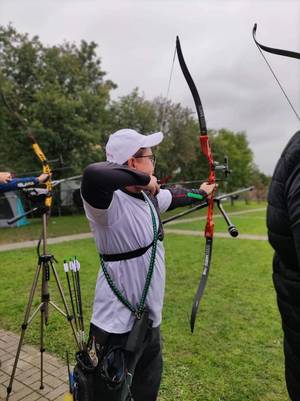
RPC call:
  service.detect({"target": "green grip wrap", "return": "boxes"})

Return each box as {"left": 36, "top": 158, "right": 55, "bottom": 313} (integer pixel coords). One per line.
{"left": 187, "top": 192, "right": 204, "bottom": 200}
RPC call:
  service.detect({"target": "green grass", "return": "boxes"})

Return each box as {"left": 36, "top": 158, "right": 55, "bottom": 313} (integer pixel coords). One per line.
{"left": 170, "top": 210, "right": 267, "bottom": 236}
{"left": 0, "top": 201, "right": 266, "bottom": 244}
{"left": 0, "top": 214, "right": 90, "bottom": 244}
{"left": 0, "top": 232, "right": 288, "bottom": 401}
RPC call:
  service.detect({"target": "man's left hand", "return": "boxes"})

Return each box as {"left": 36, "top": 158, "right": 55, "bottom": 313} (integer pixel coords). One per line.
{"left": 200, "top": 182, "right": 217, "bottom": 197}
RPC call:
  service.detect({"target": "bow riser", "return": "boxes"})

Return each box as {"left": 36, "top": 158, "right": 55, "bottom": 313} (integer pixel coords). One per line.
{"left": 31, "top": 142, "right": 52, "bottom": 208}
{"left": 199, "top": 135, "right": 215, "bottom": 182}
{"left": 200, "top": 135, "right": 215, "bottom": 239}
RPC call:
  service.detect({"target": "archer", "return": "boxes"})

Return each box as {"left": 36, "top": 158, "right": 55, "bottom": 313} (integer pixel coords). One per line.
{"left": 79, "top": 128, "right": 215, "bottom": 401}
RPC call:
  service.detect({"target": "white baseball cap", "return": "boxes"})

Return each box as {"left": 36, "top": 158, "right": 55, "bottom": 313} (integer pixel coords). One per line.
{"left": 106, "top": 129, "right": 164, "bottom": 164}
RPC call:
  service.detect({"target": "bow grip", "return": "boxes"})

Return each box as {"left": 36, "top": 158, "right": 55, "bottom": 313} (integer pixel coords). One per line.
{"left": 204, "top": 218, "right": 214, "bottom": 238}
{"left": 199, "top": 135, "right": 216, "bottom": 185}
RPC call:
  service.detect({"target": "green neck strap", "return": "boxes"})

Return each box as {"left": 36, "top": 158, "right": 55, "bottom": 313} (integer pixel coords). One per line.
{"left": 100, "top": 192, "right": 158, "bottom": 318}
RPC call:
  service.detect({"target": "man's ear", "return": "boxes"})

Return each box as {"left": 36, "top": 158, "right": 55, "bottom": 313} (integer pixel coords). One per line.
{"left": 127, "top": 158, "right": 136, "bottom": 169}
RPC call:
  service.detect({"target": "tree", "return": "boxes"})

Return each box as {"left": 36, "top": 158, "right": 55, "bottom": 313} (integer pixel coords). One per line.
{"left": 0, "top": 24, "right": 116, "bottom": 176}
{"left": 250, "top": 165, "right": 270, "bottom": 201}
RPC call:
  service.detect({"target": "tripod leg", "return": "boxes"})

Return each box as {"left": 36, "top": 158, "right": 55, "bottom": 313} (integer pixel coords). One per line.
{"left": 40, "top": 304, "right": 45, "bottom": 390}
{"left": 37, "top": 255, "right": 52, "bottom": 390}
{"left": 50, "top": 260, "right": 81, "bottom": 350}
{"left": 6, "top": 262, "right": 42, "bottom": 401}
{"left": 41, "top": 258, "right": 50, "bottom": 325}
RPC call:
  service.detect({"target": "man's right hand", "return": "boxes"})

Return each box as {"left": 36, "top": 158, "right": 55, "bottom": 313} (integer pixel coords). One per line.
{"left": 147, "top": 175, "right": 160, "bottom": 196}
{"left": 137, "top": 175, "right": 160, "bottom": 196}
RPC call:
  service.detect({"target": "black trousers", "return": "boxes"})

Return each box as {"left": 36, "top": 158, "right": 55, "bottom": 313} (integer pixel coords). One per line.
{"left": 89, "top": 322, "right": 163, "bottom": 401}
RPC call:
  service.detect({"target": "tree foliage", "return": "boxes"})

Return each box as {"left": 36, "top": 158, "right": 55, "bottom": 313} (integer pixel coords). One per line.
{"left": 0, "top": 24, "right": 115, "bottom": 176}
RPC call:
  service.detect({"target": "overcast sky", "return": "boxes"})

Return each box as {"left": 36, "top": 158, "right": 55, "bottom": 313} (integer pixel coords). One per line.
{"left": 1, "top": 0, "right": 299, "bottom": 174}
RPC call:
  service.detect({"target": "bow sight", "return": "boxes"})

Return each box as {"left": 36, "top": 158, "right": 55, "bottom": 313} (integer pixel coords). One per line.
{"left": 214, "top": 156, "right": 231, "bottom": 178}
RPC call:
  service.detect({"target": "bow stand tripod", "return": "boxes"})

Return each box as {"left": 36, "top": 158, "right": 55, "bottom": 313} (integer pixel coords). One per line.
{"left": 5, "top": 188, "right": 79, "bottom": 401}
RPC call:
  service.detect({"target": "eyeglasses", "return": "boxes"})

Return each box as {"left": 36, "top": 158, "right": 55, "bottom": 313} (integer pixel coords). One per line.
{"left": 134, "top": 154, "right": 156, "bottom": 165}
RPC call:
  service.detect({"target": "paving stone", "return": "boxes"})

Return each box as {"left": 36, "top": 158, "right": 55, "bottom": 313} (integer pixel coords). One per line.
{"left": 41, "top": 363, "right": 59, "bottom": 375}
{"left": 20, "top": 354, "right": 41, "bottom": 366}
{"left": 0, "top": 354, "right": 14, "bottom": 364}
{"left": 42, "top": 375, "right": 64, "bottom": 389}
{"left": 12, "top": 360, "right": 33, "bottom": 372}
{"left": 8, "top": 386, "right": 32, "bottom": 401}
{"left": 2, "top": 379, "right": 25, "bottom": 393}
{"left": 0, "top": 329, "right": 70, "bottom": 401}
{"left": 0, "top": 383, "right": 8, "bottom": 399}
{"left": 50, "top": 366, "right": 68, "bottom": 379}
{"left": 21, "top": 372, "right": 43, "bottom": 387}
{"left": 14, "top": 367, "right": 40, "bottom": 382}
{"left": 0, "top": 373, "right": 9, "bottom": 385}
{"left": 44, "top": 383, "right": 69, "bottom": 400}
{"left": 30, "top": 381, "right": 52, "bottom": 395}
{"left": 21, "top": 392, "right": 42, "bottom": 401}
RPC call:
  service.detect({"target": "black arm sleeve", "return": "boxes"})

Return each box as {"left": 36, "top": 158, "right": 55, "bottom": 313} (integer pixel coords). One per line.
{"left": 167, "top": 187, "right": 207, "bottom": 211}
{"left": 81, "top": 162, "right": 151, "bottom": 209}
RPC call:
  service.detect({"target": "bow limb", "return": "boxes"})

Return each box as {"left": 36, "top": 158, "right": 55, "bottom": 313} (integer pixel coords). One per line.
{"left": 252, "top": 24, "right": 300, "bottom": 123}
{"left": 176, "top": 36, "right": 216, "bottom": 332}
{"left": 175, "top": 36, "right": 207, "bottom": 135}
{"left": 252, "top": 23, "right": 300, "bottom": 60}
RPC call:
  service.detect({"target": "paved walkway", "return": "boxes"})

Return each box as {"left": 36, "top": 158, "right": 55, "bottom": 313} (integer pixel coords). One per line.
{"left": 0, "top": 233, "right": 93, "bottom": 252}
{"left": 0, "top": 207, "right": 267, "bottom": 253}
{"left": 0, "top": 330, "right": 70, "bottom": 401}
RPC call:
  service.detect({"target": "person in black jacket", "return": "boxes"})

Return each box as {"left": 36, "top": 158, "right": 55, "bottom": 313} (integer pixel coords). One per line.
{"left": 267, "top": 130, "right": 300, "bottom": 401}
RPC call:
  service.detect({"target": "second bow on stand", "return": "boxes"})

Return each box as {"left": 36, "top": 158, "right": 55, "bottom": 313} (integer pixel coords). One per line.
{"left": 175, "top": 36, "right": 242, "bottom": 333}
